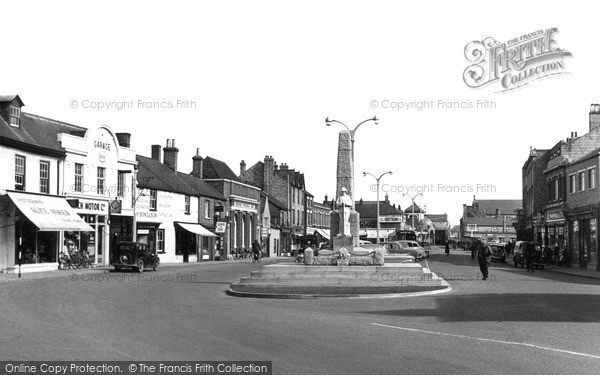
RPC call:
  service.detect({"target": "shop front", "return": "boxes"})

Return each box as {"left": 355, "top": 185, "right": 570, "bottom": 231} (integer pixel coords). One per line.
{"left": 0, "top": 191, "right": 94, "bottom": 273}
{"left": 67, "top": 197, "right": 109, "bottom": 266}
{"left": 544, "top": 208, "right": 566, "bottom": 254}
{"left": 566, "top": 205, "right": 598, "bottom": 270}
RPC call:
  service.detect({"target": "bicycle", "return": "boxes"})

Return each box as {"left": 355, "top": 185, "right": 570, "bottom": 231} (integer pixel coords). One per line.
{"left": 252, "top": 251, "right": 262, "bottom": 263}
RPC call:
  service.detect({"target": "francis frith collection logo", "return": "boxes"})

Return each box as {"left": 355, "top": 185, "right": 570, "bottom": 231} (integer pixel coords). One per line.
{"left": 463, "top": 27, "right": 572, "bottom": 92}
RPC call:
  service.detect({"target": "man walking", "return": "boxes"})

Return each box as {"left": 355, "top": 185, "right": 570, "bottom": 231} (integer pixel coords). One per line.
{"left": 252, "top": 239, "right": 262, "bottom": 262}
{"left": 445, "top": 241, "right": 450, "bottom": 256}
{"left": 477, "top": 242, "right": 492, "bottom": 280}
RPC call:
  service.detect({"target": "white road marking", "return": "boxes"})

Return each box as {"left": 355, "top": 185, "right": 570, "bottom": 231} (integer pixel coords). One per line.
{"left": 371, "top": 323, "right": 600, "bottom": 360}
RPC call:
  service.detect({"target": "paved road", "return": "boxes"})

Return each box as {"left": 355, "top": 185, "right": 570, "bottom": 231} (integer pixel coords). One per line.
{"left": 1, "top": 249, "right": 599, "bottom": 375}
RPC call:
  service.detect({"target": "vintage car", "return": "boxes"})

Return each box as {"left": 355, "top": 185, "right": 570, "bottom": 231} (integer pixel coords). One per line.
{"left": 397, "top": 240, "right": 429, "bottom": 258}
{"left": 513, "top": 241, "right": 545, "bottom": 269}
{"left": 381, "top": 241, "right": 424, "bottom": 261}
{"left": 489, "top": 243, "right": 507, "bottom": 263}
{"left": 112, "top": 241, "right": 160, "bottom": 272}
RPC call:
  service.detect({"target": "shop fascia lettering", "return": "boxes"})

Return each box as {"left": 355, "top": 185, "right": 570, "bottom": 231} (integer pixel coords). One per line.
{"left": 77, "top": 200, "right": 107, "bottom": 214}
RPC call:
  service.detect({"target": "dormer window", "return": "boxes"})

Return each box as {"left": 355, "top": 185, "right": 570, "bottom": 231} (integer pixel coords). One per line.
{"left": 9, "top": 106, "right": 20, "bottom": 127}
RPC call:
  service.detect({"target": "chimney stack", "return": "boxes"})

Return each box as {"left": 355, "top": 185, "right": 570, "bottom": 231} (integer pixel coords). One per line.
{"left": 192, "top": 148, "right": 204, "bottom": 179}
{"left": 240, "top": 160, "right": 246, "bottom": 175}
{"left": 384, "top": 193, "right": 390, "bottom": 205}
{"left": 151, "top": 144, "right": 162, "bottom": 162}
{"left": 263, "top": 155, "right": 274, "bottom": 194}
{"left": 163, "top": 139, "right": 179, "bottom": 172}
{"left": 590, "top": 104, "right": 600, "bottom": 132}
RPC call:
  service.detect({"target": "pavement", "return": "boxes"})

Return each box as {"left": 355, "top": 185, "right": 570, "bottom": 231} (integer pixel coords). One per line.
{"left": 449, "top": 246, "right": 600, "bottom": 280}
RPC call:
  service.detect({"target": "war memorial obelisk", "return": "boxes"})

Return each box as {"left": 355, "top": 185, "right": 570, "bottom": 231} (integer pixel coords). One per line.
{"left": 330, "top": 131, "right": 360, "bottom": 251}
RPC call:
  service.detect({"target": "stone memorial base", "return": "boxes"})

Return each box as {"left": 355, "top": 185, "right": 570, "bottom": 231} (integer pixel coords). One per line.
{"left": 227, "top": 262, "right": 450, "bottom": 298}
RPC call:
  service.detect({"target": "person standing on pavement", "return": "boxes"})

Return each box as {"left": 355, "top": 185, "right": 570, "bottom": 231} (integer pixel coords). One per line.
{"left": 477, "top": 242, "right": 492, "bottom": 280}
{"left": 445, "top": 241, "right": 450, "bottom": 256}
{"left": 471, "top": 242, "right": 476, "bottom": 261}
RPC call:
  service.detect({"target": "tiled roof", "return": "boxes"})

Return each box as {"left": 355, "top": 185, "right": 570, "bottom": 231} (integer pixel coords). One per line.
{"left": 476, "top": 199, "right": 521, "bottom": 215}
{"left": 203, "top": 156, "right": 240, "bottom": 181}
{"left": 426, "top": 213, "right": 448, "bottom": 222}
{"left": 355, "top": 200, "right": 403, "bottom": 218}
{"left": 0, "top": 95, "right": 24, "bottom": 105}
{"left": 136, "top": 155, "right": 196, "bottom": 195}
{"left": 274, "top": 168, "right": 305, "bottom": 189}
{"left": 404, "top": 203, "right": 424, "bottom": 213}
{"left": 177, "top": 172, "right": 225, "bottom": 201}
{"left": 0, "top": 112, "right": 87, "bottom": 156}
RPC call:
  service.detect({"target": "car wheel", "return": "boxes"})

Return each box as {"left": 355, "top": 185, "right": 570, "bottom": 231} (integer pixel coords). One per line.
{"left": 114, "top": 266, "right": 121, "bottom": 271}
{"left": 137, "top": 259, "right": 144, "bottom": 273}
{"left": 153, "top": 259, "right": 159, "bottom": 271}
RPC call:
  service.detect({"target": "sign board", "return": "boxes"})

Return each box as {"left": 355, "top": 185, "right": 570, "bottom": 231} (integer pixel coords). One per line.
{"left": 110, "top": 199, "right": 122, "bottom": 214}
{"left": 215, "top": 221, "right": 227, "bottom": 234}
{"left": 545, "top": 210, "right": 564, "bottom": 223}
{"left": 379, "top": 215, "right": 403, "bottom": 223}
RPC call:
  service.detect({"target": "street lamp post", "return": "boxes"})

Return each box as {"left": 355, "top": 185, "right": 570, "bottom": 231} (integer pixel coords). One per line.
{"left": 403, "top": 192, "right": 423, "bottom": 232}
{"left": 326, "top": 116, "right": 379, "bottom": 209}
{"left": 363, "top": 171, "right": 392, "bottom": 243}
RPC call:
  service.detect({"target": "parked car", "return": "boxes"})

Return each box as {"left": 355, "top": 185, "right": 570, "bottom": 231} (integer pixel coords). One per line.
{"left": 112, "top": 241, "right": 160, "bottom": 272}
{"left": 513, "top": 241, "right": 545, "bottom": 269}
{"left": 489, "top": 243, "right": 507, "bottom": 263}
{"left": 397, "top": 240, "right": 429, "bottom": 258}
{"left": 382, "top": 241, "right": 424, "bottom": 261}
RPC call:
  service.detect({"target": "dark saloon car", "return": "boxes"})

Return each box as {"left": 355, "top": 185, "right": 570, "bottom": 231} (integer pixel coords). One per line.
{"left": 489, "top": 243, "right": 507, "bottom": 263}
{"left": 513, "top": 241, "right": 545, "bottom": 269}
{"left": 112, "top": 242, "right": 160, "bottom": 272}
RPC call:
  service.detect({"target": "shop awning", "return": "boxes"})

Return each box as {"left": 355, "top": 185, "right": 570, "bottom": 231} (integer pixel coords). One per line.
{"left": 7, "top": 191, "right": 94, "bottom": 232}
{"left": 315, "top": 228, "right": 330, "bottom": 240}
{"left": 177, "top": 222, "right": 217, "bottom": 237}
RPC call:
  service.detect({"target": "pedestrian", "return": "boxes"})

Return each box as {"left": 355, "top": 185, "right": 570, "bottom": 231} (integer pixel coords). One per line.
{"left": 252, "top": 239, "right": 262, "bottom": 260}
{"left": 477, "top": 242, "right": 492, "bottom": 280}
{"left": 445, "top": 241, "right": 450, "bottom": 256}
{"left": 524, "top": 242, "right": 535, "bottom": 272}
{"left": 471, "top": 242, "right": 476, "bottom": 260}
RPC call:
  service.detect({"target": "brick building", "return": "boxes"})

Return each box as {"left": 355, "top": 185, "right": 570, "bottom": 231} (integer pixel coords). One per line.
{"left": 239, "top": 156, "right": 307, "bottom": 256}
{"left": 460, "top": 197, "right": 520, "bottom": 242}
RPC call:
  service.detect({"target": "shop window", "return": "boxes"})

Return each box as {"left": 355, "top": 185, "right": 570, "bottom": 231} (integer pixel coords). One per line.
{"left": 15, "top": 219, "right": 57, "bottom": 264}
{"left": 74, "top": 163, "right": 84, "bottom": 192}
{"left": 569, "top": 174, "right": 576, "bottom": 194}
{"left": 15, "top": 155, "right": 25, "bottom": 191}
{"left": 185, "top": 195, "right": 191, "bottom": 215}
{"left": 97, "top": 167, "right": 106, "bottom": 195}
{"left": 40, "top": 161, "right": 50, "bottom": 194}
{"left": 150, "top": 190, "right": 157, "bottom": 211}
{"left": 204, "top": 199, "right": 210, "bottom": 219}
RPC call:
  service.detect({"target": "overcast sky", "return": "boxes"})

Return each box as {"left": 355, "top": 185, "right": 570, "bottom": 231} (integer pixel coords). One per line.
{"left": 3, "top": 0, "right": 599, "bottom": 226}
